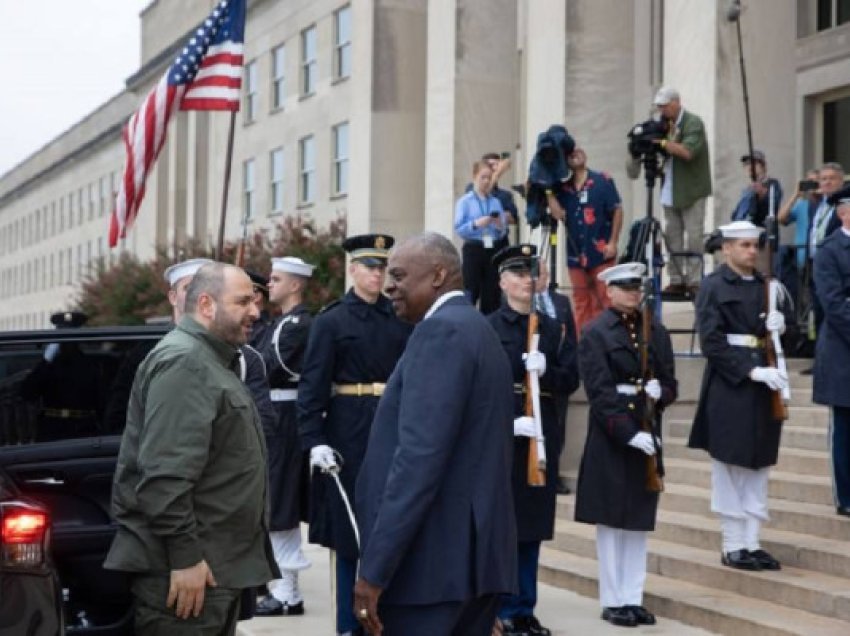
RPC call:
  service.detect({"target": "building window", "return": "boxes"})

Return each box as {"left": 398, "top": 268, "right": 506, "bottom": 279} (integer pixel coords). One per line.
{"left": 332, "top": 122, "right": 349, "bottom": 195}
{"left": 272, "top": 45, "right": 285, "bottom": 109}
{"left": 817, "top": 0, "right": 850, "bottom": 30}
{"left": 301, "top": 26, "right": 317, "bottom": 96}
{"left": 244, "top": 60, "right": 258, "bottom": 123}
{"left": 334, "top": 6, "right": 352, "bottom": 80}
{"left": 823, "top": 94, "right": 850, "bottom": 169}
{"left": 299, "top": 135, "right": 316, "bottom": 204}
{"left": 270, "top": 148, "right": 284, "bottom": 214}
{"left": 99, "top": 176, "right": 107, "bottom": 217}
{"left": 77, "top": 189, "right": 84, "bottom": 225}
{"left": 88, "top": 183, "right": 95, "bottom": 220}
{"left": 243, "top": 158, "right": 256, "bottom": 221}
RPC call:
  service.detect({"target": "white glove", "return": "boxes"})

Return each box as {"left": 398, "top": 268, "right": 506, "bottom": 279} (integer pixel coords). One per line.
{"left": 309, "top": 445, "right": 338, "bottom": 472}
{"left": 513, "top": 416, "right": 536, "bottom": 438}
{"left": 523, "top": 350, "right": 547, "bottom": 377}
{"left": 749, "top": 367, "right": 789, "bottom": 391}
{"left": 628, "top": 431, "right": 658, "bottom": 456}
{"left": 766, "top": 310, "right": 785, "bottom": 334}
{"left": 43, "top": 343, "right": 60, "bottom": 362}
{"left": 645, "top": 379, "right": 662, "bottom": 401}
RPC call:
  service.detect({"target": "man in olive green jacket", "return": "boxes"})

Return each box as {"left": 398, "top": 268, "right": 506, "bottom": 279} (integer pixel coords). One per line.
{"left": 654, "top": 86, "right": 713, "bottom": 295}
{"left": 104, "top": 263, "right": 278, "bottom": 635}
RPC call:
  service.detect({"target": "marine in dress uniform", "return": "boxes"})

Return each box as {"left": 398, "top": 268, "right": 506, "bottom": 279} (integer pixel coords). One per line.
{"left": 487, "top": 245, "right": 579, "bottom": 636}
{"left": 246, "top": 269, "right": 273, "bottom": 349}
{"left": 254, "top": 257, "right": 315, "bottom": 617}
{"left": 296, "top": 234, "right": 412, "bottom": 636}
{"left": 689, "top": 221, "right": 790, "bottom": 571}
{"left": 574, "top": 262, "right": 677, "bottom": 628}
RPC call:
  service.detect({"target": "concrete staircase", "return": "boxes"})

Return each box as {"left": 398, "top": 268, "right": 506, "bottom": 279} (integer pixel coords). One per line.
{"left": 547, "top": 355, "right": 850, "bottom": 635}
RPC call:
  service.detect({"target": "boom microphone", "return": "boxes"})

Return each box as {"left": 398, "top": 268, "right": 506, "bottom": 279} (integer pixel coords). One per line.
{"left": 727, "top": 0, "right": 741, "bottom": 22}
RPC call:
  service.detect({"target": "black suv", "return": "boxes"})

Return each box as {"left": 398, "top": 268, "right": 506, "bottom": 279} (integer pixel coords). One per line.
{"left": 0, "top": 325, "right": 166, "bottom": 635}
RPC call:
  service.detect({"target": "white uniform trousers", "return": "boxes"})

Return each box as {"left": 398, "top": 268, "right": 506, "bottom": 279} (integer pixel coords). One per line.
{"left": 595, "top": 525, "right": 648, "bottom": 608}
{"left": 710, "top": 460, "right": 770, "bottom": 552}
{"left": 268, "top": 526, "right": 311, "bottom": 603}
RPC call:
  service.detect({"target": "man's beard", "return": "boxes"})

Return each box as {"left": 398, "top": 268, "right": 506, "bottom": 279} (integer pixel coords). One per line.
{"left": 211, "top": 310, "right": 247, "bottom": 346}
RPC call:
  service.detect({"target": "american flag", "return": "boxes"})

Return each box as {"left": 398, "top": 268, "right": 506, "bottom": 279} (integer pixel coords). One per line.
{"left": 108, "top": 0, "right": 246, "bottom": 247}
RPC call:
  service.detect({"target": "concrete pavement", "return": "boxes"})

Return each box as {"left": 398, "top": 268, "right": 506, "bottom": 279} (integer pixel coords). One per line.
{"left": 237, "top": 533, "right": 716, "bottom": 635}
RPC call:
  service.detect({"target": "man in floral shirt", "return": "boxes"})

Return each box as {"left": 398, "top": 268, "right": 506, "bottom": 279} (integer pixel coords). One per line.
{"left": 547, "top": 147, "right": 623, "bottom": 336}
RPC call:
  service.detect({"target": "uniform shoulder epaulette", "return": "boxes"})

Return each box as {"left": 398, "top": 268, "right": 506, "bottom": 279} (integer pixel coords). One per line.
{"left": 319, "top": 299, "right": 342, "bottom": 314}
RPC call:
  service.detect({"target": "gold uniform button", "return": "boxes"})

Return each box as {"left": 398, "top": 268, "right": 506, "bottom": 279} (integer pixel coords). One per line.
{"left": 628, "top": 403, "right": 635, "bottom": 410}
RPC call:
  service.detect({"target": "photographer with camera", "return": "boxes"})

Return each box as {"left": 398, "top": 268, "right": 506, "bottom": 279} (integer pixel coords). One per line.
{"left": 653, "top": 87, "right": 712, "bottom": 296}
{"left": 778, "top": 169, "right": 819, "bottom": 271}
{"left": 545, "top": 147, "right": 623, "bottom": 336}
{"left": 455, "top": 160, "right": 510, "bottom": 314}
{"left": 732, "top": 151, "right": 783, "bottom": 227}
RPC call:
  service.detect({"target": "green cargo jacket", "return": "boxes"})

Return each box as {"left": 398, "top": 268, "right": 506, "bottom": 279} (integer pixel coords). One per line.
{"left": 669, "top": 109, "right": 713, "bottom": 209}
{"left": 104, "top": 316, "right": 277, "bottom": 589}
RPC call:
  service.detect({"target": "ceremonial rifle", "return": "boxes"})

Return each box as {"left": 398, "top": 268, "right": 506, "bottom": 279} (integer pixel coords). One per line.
{"left": 640, "top": 276, "right": 664, "bottom": 493}
{"left": 526, "top": 258, "right": 546, "bottom": 487}
{"left": 764, "top": 185, "right": 790, "bottom": 420}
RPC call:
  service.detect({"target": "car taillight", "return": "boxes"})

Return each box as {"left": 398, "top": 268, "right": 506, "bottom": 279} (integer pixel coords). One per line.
{"left": 1, "top": 504, "right": 48, "bottom": 566}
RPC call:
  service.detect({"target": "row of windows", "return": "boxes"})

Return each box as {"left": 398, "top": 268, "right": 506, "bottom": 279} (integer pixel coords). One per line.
{"left": 0, "top": 313, "right": 50, "bottom": 332}
{"left": 243, "top": 4, "right": 351, "bottom": 122}
{"left": 0, "top": 238, "right": 108, "bottom": 299}
{"left": 0, "top": 173, "right": 116, "bottom": 257}
{"left": 241, "top": 121, "right": 349, "bottom": 220}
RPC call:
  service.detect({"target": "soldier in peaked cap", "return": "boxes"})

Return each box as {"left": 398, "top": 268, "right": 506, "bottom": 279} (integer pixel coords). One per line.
{"left": 689, "top": 221, "right": 793, "bottom": 573}
{"left": 246, "top": 269, "right": 273, "bottom": 348}
{"left": 487, "top": 244, "right": 579, "bottom": 636}
{"left": 574, "top": 262, "right": 677, "bottom": 628}
{"left": 254, "top": 257, "right": 315, "bottom": 617}
{"left": 297, "top": 233, "right": 412, "bottom": 635}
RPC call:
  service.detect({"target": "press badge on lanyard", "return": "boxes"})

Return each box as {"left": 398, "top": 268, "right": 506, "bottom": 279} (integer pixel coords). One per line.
{"left": 479, "top": 196, "right": 495, "bottom": 248}
{"left": 579, "top": 190, "right": 589, "bottom": 204}
{"left": 483, "top": 234, "right": 494, "bottom": 249}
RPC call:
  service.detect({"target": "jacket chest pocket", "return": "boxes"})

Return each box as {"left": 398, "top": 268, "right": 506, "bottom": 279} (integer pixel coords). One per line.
{"left": 219, "top": 392, "right": 259, "bottom": 451}
{"left": 608, "top": 345, "right": 639, "bottom": 379}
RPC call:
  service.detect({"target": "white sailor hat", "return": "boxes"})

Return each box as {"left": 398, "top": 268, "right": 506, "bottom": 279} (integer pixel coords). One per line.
{"left": 271, "top": 256, "right": 314, "bottom": 278}
{"left": 163, "top": 258, "right": 214, "bottom": 287}
{"left": 598, "top": 262, "right": 646, "bottom": 287}
{"left": 718, "top": 220, "right": 763, "bottom": 240}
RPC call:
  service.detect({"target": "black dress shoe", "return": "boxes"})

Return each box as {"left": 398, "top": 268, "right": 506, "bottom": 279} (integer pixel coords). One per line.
{"left": 750, "top": 549, "right": 781, "bottom": 570}
{"left": 721, "top": 549, "right": 762, "bottom": 571}
{"left": 800, "top": 366, "right": 814, "bottom": 376}
{"left": 500, "top": 617, "right": 530, "bottom": 636}
{"left": 556, "top": 476, "right": 571, "bottom": 495}
{"left": 837, "top": 506, "right": 850, "bottom": 517}
{"left": 625, "top": 605, "right": 656, "bottom": 625}
{"left": 601, "top": 606, "right": 638, "bottom": 627}
{"left": 254, "top": 595, "right": 305, "bottom": 616}
{"left": 522, "top": 615, "right": 551, "bottom": 635}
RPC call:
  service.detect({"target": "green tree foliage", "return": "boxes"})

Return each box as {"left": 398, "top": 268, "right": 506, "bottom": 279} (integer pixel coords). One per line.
{"left": 73, "top": 214, "right": 347, "bottom": 326}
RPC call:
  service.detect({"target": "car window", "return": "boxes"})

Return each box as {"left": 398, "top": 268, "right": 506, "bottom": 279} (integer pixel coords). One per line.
{"left": 0, "top": 334, "right": 163, "bottom": 446}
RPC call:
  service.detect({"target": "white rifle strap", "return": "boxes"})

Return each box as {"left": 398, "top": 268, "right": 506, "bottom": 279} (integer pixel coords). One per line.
{"left": 271, "top": 315, "right": 300, "bottom": 382}
{"left": 768, "top": 279, "right": 791, "bottom": 401}
{"left": 528, "top": 333, "right": 546, "bottom": 469}
{"left": 238, "top": 350, "right": 247, "bottom": 382}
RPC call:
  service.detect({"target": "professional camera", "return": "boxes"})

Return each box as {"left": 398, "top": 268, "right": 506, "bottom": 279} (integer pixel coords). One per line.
{"left": 525, "top": 124, "right": 575, "bottom": 228}
{"left": 627, "top": 118, "right": 669, "bottom": 158}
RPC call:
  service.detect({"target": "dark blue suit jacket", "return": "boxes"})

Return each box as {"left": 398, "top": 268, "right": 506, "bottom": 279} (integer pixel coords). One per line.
{"left": 355, "top": 295, "right": 517, "bottom": 605}
{"left": 813, "top": 229, "right": 850, "bottom": 407}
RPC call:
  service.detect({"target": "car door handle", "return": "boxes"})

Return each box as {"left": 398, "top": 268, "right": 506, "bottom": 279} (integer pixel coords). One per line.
{"left": 24, "top": 477, "right": 65, "bottom": 486}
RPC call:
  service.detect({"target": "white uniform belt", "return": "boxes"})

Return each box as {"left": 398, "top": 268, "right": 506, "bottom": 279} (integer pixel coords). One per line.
{"left": 616, "top": 383, "right": 641, "bottom": 396}
{"left": 270, "top": 388, "right": 298, "bottom": 402}
{"left": 726, "top": 334, "right": 764, "bottom": 348}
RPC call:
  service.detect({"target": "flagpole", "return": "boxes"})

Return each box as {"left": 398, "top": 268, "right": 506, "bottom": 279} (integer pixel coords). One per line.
{"left": 216, "top": 110, "right": 238, "bottom": 260}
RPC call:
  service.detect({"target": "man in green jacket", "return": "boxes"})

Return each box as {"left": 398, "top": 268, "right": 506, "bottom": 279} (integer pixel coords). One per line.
{"left": 104, "top": 262, "right": 278, "bottom": 635}
{"left": 654, "top": 86, "right": 713, "bottom": 296}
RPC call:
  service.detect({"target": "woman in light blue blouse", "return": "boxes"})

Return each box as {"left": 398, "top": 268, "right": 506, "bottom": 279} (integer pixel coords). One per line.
{"left": 454, "top": 160, "right": 509, "bottom": 313}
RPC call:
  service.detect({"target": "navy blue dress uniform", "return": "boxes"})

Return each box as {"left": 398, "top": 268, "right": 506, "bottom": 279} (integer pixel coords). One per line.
{"left": 689, "top": 221, "right": 792, "bottom": 572}
{"left": 487, "top": 245, "right": 579, "bottom": 635}
{"left": 296, "top": 234, "right": 412, "bottom": 634}
{"left": 356, "top": 292, "right": 517, "bottom": 635}
{"left": 813, "top": 185, "right": 850, "bottom": 516}
{"left": 574, "top": 263, "right": 676, "bottom": 627}
{"left": 246, "top": 270, "right": 273, "bottom": 349}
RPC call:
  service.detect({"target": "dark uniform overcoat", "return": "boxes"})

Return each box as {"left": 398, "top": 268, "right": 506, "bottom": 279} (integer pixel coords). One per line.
{"left": 297, "top": 290, "right": 411, "bottom": 559}
{"left": 813, "top": 230, "right": 850, "bottom": 408}
{"left": 488, "top": 305, "right": 579, "bottom": 542}
{"left": 258, "top": 304, "right": 312, "bottom": 529}
{"left": 574, "top": 308, "right": 677, "bottom": 530}
{"left": 689, "top": 265, "right": 788, "bottom": 468}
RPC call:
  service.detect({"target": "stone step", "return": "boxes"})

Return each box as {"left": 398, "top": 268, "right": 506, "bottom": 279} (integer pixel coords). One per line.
{"left": 664, "top": 457, "right": 833, "bottom": 506}
{"left": 550, "top": 518, "right": 850, "bottom": 622}
{"left": 662, "top": 436, "right": 830, "bottom": 475}
{"left": 664, "top": 421, "right": 827, "bottom": 452}
{"left": 556, "top": 498, "right": 850, "bottom": 579}
{"left": 538, "top": 547, "right": 850, "bottom": 636}
{"left": 657, "top": 483, "right": 850, "bottom": 542}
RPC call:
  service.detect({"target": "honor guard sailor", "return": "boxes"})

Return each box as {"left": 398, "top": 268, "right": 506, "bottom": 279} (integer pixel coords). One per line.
{"left": 574, "top": 262, "right": 677, "bottom": 628}
{"left": 689, "top": 220, "right": 791, "bottom": 571}
{"left": 297, "top": 233, "right": 412, "bottom": 635}
{"left": 254, "top": 257, "right": 316, "bottom": 616}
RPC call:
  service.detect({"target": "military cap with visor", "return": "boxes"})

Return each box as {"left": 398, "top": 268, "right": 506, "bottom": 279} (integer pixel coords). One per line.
{"left": 599, "top": 262, "right": 646, "bottom": 289}
{"left": 342, "top": 233, "right": 394, "bottom": 266}
{"left": 492, "top": 243, "right": 537, "bottom": 274}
